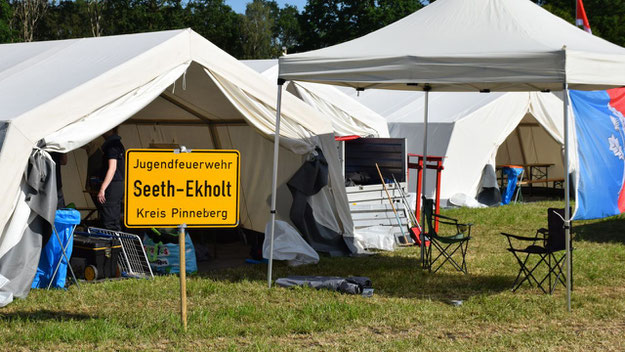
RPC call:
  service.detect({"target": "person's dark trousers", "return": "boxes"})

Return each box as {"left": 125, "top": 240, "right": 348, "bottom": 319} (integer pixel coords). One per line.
{"left": 98, "top": 181, "right": 124, "bottom": 231}
{"left": 57, "top": 190, "right": 65, "bottom": 209}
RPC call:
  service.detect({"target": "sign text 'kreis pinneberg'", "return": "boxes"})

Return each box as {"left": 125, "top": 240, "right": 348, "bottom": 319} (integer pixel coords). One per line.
{"left": 125, "top": 149, "right": 240, "bottom": 228}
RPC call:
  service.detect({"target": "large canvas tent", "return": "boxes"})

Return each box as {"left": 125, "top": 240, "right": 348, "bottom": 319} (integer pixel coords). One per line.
{"left": 243, "top": 59, "right": 390, "bottom": 138}
{"left": 342, "top": 89, "right": 569, "bottom": 204}
{"left": 276, "top": 0, "right": 625, "bottom": 309}
{"left": 0, "top": 29, "right": 366, "bottom": 305}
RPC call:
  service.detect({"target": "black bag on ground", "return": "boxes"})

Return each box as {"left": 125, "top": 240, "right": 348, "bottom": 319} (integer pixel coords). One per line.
{"left": 275, "top": 276, "right": 372, "bottom": 295}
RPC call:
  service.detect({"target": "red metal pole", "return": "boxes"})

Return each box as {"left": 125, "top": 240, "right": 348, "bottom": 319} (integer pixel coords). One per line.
{"left": 415, "top": 157, "right": 423, "bottom": 226}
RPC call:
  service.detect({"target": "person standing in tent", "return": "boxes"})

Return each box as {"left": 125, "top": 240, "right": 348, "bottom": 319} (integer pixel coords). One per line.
{"left": 50, "top": 152, "right": 67, "bottom": 209}
{"left": 97, "top": 127, "right": 125, "bottom": 231}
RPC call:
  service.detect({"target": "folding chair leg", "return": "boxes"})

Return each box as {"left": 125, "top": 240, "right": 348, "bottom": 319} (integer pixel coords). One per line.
{"left": 430, "top": 241, "right": 467, "bottom": 274}
{"left": 510, "top": 252, "right": 536, "bottom": 291}
{"left": 512, "top": 254, "right": 550, "bottom": 293}
{"left": 48, "top": 226, "right": 80, "bottom": 290}
{"left": 423, "top": 242, "right": 433, "bottom": 271}
{"left": 548, "top": 254, "right": 552, "bottom": 292}
{"left": 547, "top": 253, "right": 567, "bottom": 293}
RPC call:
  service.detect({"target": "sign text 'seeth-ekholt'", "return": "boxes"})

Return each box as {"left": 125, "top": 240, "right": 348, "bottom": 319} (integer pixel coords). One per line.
{"left": 124, "top": 149, "right": 240, "bottom": 228}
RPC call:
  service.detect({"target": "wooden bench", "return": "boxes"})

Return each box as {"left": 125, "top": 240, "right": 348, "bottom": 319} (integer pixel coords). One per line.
{"left": 518, "top": 178, "right": 564, "bottom": 186}
{"left": 517, "top": 178, "right": 565, "bottom": 200}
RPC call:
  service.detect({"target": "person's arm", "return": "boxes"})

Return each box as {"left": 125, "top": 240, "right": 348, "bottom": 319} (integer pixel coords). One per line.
{"left": 98, "top": 159, "right": 117, "bottom": 204}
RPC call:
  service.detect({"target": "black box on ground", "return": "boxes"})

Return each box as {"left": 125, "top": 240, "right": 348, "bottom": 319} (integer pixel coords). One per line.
{"left": 71, "top": 233, "right": 122, "bottom": 281}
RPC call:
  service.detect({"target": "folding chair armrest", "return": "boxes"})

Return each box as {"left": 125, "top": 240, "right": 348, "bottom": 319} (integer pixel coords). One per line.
{"left": 500, "top": 233, "right": 538, "bottom": 241}
{"left": 433, "top": 213, "right": 458, "bottom": 223}
{"left": 454, "top": 222, "right": 472, "bottom": 233}
{"left": 438, "top": 219, "right": 459, "bottom": 226}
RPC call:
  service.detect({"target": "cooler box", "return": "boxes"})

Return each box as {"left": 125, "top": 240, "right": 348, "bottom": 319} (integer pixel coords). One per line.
{"left": 71, "top": 233, "right": 122, "bottom": 281}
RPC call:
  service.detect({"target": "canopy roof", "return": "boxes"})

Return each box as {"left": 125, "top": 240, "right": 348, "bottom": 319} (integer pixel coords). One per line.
{"left": 279, "top": 0, "right": 625, "bottom": 92}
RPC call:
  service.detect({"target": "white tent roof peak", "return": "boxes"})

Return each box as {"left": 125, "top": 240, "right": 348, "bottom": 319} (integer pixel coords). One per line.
{"left": 243, "top": 59, "right": 390, "bottom": 137}
{"left": 279, "top": 0, "right": 625, "bottom": 91}
{"left": 0, "top": 29, "right": 191, "bottom": 122}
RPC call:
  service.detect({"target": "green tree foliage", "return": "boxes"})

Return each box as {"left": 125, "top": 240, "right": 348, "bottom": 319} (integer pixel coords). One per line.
{"left": 0, "top": 0, "right": 13, "bottom": 42}
{"left": 276, "top": 5, "right": 300, "bottom": 53}
{"left": 3, "top": 0, "right": 625, "bottom": 60}
{"left": 37, "top": 0, "right": 91, "bottom": 40}
{"left": 297, "top": 0, "right": 423, "bottom": 51}
{"left": 241, "top": 0, "right": 280, "bottom": 58}
{"left": 186, "top": 0, "right": 243, "bottom": 57}
{"left": 533, "top": 0, "right": 625, "bottom": 47}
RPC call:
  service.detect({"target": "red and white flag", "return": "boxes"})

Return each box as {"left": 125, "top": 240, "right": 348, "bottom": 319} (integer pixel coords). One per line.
{"left": 576, "top": 0, "right": 592, "bottom": 34}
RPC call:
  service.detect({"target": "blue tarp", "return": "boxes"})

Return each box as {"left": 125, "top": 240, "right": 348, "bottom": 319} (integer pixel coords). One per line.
{"left": 501, "top": 166, "right": 524, "bottom": 205}
{"left": 31, "top": 209, "right": 80, "bottom": 289}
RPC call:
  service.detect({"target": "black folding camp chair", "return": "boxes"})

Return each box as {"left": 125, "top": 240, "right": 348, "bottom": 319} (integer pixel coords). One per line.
{"left": 423, "top": 199, "right": 472, "bottom": 274}
{"left": 501, "top": 208, "right": 573, "bottom": 294}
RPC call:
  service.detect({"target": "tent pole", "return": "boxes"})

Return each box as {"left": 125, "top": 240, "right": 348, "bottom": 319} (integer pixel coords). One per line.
{"left": 268, "top": 79, "right": 285, "bottom": 289}
{"left": 563, "top": 82, "right": 572, "bottom": 312}
{"left": 421, "top": 86, "right": 431, "bottom": 267}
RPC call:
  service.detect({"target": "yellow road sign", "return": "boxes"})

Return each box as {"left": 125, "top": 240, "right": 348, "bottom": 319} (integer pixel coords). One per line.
{"left": 124, "top": 149, "right": 240, "bottom": 228}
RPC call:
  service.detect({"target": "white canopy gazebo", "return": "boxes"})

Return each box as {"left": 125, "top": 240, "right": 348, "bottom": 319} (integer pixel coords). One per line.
{"left": 272, "top": 0, "right": 625, "bottom": 309}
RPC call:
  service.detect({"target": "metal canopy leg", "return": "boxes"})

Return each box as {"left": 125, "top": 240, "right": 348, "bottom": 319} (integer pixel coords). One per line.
{"left": 268, "top": 79, "right": 285, "bottom": 289}
{"left": 563, "top": 82, "right": 572, "bottom": 312}
{"left": 421, "top": 86, "right": 431, "bottom": 268}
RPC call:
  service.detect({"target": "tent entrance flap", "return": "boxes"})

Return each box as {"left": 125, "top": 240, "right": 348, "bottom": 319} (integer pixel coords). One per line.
{"left": 287, "top": 148, "right": 350, "bottom": 257}
{"left": 496, "top": 114, "right": 565, "bottom": 198}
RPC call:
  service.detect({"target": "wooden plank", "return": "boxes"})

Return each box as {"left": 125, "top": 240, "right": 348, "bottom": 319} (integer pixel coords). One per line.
{"left": 351, "top": 211, "right": 406, "bottom": 220}
{"left": 518, "top": 178, "right": 565, "bottom": 185}
{"left": 346, "top": 189, "right": 404, "bottom": 201}
{"left": 346, "top": 182, "right": 406, "bottom": 193}
{"left": 350, "top": 203, "right": 406, "bottom": 212}
{"left": 354, "top": 218, "right": 409, "bottom": 227}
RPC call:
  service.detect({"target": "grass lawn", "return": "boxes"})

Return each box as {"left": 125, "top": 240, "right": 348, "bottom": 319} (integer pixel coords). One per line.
{"left": 2, "top": 200, "right": 625, "bottom": 351}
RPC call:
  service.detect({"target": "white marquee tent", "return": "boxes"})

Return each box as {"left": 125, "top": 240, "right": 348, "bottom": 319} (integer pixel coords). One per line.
{"left": 0, "top": 29, "right": 373, "bottom": 305}
{"left": 276, "top": 0, "right": 625, "bottom": 308}
{"left": 243, "top": 59, "right": 390, "bottom": 138}
{"left": 342, "top": 89, "right": 570, "bottom": 204}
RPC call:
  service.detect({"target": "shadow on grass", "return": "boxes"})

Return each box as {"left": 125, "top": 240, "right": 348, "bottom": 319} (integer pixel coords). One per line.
{"left": 574, "top": 216, "right": 625, "bottom": 244}
{"left": 197, "top": 252, "right": 516, "bottom": 302}
{"left": 0, "top": 309, "right": 94, "bottom": 322}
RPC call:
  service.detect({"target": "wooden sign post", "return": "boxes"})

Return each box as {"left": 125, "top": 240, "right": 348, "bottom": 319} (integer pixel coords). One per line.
{"left": 125, "top": 147, "right": 240, "bottom": 331}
